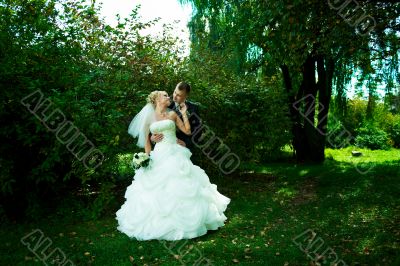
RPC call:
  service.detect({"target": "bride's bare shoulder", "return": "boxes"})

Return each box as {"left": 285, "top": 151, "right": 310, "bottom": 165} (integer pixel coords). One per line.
{"left": 167, "top": 108, "right": 177, "bottom": 119}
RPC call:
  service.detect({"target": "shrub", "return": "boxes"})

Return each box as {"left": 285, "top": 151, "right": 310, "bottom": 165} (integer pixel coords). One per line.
{"left": 355, "top": 124, "right": 391, "bottom": 150}
{"left": 377, "top": 113, "right": 400, "bottom": 148}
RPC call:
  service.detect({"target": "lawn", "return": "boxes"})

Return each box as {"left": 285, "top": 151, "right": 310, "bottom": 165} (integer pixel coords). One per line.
{"left": 1, "top": 147, "right": 399, "bottom": 265}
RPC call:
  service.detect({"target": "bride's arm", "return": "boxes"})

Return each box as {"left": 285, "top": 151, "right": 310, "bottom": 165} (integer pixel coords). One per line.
{"left": 170, "top": 111, "right": 191, "bottom": 135}
{"left": 145, "top": 134, "right": 152, "bottom": 155}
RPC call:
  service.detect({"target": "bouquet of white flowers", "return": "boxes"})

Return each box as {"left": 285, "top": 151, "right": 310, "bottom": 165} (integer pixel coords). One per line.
{"left": 131, "top": 152, "right": 151, "bottom": 170}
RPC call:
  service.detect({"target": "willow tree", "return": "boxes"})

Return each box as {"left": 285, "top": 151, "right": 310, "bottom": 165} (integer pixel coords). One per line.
{"left": 180, "top": 0, "right": 399, "bottom": 163}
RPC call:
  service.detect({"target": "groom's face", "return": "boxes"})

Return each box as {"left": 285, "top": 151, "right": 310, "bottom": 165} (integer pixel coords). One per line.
{"left": 173, "top": 88, "right": 187, "bottom": 104}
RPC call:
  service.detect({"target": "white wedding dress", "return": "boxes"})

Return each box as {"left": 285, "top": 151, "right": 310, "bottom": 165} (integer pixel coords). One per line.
{"left": 116, "top": 119, "right": 231, "bottom": 241}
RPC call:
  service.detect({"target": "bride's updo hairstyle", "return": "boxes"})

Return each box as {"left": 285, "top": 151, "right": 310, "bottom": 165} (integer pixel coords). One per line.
{"left": 146, "top": 91, "right": 161, "bottom": 107}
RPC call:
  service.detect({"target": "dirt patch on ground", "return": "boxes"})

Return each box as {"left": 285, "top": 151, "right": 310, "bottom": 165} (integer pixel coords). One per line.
{"left": 236, "top": 171, "right": 278, "bottom": 183}
{"left": 291, "top": 178, "right": 318, "bottom": 205}
{"left": 229, "top": 171, "right": 278, "bottom": 192}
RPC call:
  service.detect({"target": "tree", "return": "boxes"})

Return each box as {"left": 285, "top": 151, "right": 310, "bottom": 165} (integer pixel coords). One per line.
{"left": 180, "top": 0, "right": 400, "bottom": 162}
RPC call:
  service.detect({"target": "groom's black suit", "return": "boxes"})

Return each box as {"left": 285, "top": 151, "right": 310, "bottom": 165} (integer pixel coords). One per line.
{"left": 168, "top": 100, "right": 202, "bottom": 151}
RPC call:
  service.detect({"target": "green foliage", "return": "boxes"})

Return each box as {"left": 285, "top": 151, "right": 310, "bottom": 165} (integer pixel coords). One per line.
{"left": 0, "top": 0, "right": 186, "bottom": 218}
{"left": 326, "top": 118, "right": 351, "bottom": 148}
{"left": 182, "top": 0, "right": 399, "bottom": 164}
{"left": 386, "top": 115, "right": 400, "bottom": 148}
{"left": 183, "top": 46, "right": 292, "bottom": 164}
{"left": 355, "top": 123, "right": 391, "bottom": 150}
{"left": 331, "top": 96, "right": 400, "bottom": 149}
{"left": 340, "top": 97, "right": 367, "bottom": 137}
{"left": 183, "top": 0, "right": 399, "bottom": 86}
{"left": 373, "top": 105, "right": 400, "bottom": 148}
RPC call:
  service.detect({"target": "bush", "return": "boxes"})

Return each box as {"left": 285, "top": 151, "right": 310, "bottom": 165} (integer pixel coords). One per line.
{"left": 355, "top": 124, "right": 391, "bottom": 150}
{"left": 377, "top": 113, "right": 400, "bottom": 148}
{"left": 388, "top": 117, "right": 400, "bottom": 148}
{"left": 341, "top": 97, "right": 367, "bottom": 137}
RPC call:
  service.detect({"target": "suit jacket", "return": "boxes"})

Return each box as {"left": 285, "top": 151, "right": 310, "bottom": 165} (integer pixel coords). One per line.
{"left": 168, "top": 100, "right": 202, "bottom": 151}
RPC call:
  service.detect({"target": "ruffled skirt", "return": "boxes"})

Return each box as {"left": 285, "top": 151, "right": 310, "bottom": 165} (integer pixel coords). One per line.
{"left": 115, "top": 142, "right": 231, "bottom": 241}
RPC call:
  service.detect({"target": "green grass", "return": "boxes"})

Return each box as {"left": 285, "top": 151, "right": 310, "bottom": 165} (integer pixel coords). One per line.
{"left": 326, "top": 146, "right": 400, "bottom": 163}
{"left": 1, "top": 147, "right": 399, "bottom": 265}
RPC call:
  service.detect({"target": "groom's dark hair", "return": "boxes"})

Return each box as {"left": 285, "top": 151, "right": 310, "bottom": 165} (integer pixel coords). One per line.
{"left": 177, "top": 82, "right": 191, "bottom": 94}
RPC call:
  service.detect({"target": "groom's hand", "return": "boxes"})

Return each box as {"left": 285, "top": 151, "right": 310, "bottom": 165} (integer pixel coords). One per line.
{"left": 177, "top": 139, "right": 186, "bottom": 147}
{"left": 151, "top": 133, "right": 164, "bottom": 143}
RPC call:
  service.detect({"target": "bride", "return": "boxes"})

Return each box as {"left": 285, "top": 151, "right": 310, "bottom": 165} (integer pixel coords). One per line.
{"left": 116, "top": 90, "right": 231, "bottom": 241}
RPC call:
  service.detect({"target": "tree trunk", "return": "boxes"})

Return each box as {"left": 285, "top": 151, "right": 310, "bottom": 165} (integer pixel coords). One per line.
{"left": 281, "top": 64, "right": 304, "bottom": 161}
{"left": 315, "top": 56, "right": 334, "bottom": 162}
{"left": 302, "top": 54, "right": 324, "bottom": 163}
{"left": 282, "top": 54, "right": 334, "bottom": 163}
{"left": 366, "top": 84, "right": 376, "bottom": 120}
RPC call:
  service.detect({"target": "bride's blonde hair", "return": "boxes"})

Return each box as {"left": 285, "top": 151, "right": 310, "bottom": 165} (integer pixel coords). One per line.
{"left": 146, "top": 91, "right": 161, "bottom": 107}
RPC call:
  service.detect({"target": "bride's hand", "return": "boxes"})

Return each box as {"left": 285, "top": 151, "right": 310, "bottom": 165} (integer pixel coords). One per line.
{"left": 179, "top": 103, "right": 188, "bottom": 114}
{"left": 177, "top": 139, "right": 186, "bottom": 147}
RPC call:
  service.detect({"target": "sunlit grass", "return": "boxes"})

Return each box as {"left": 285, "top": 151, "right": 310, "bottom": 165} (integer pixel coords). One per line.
{"left": 326, "top": 146, "right": 400, "bottom": 163}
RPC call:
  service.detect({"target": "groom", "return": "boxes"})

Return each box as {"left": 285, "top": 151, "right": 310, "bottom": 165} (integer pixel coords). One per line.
{"left": 151, "top": 82, "right": 202, "bottom": 152}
